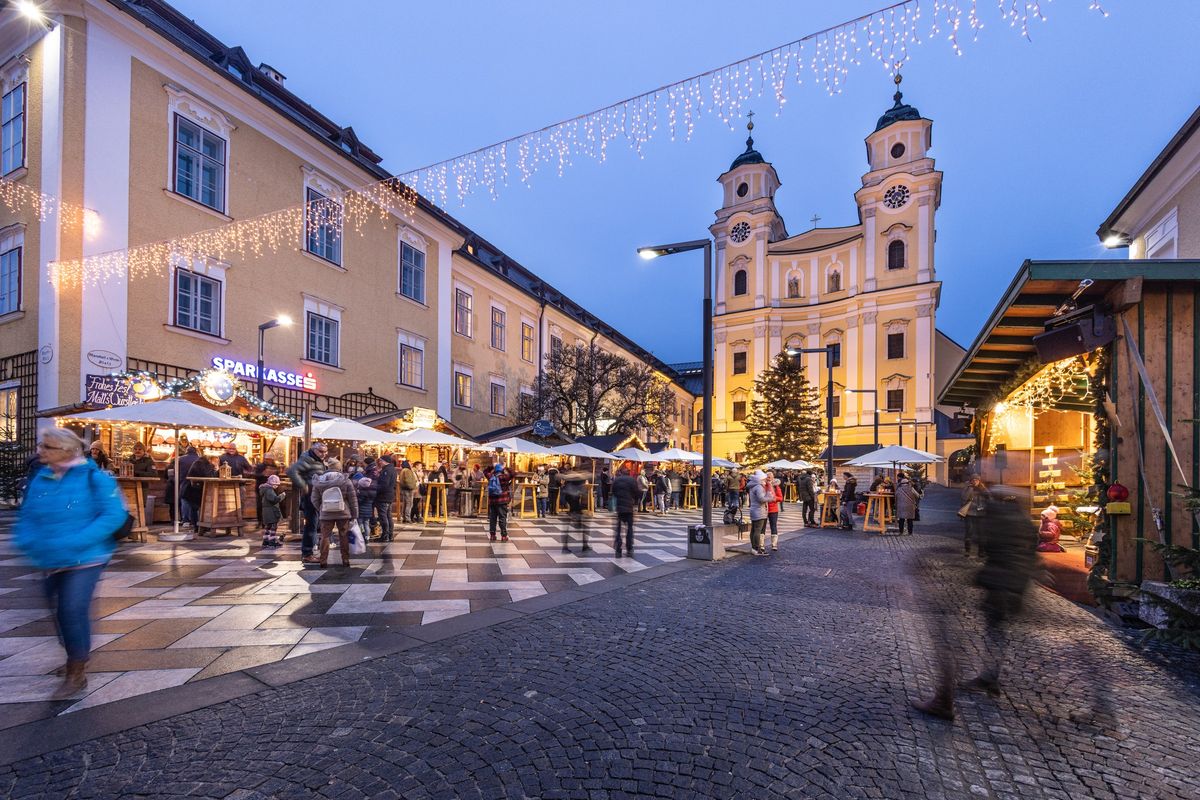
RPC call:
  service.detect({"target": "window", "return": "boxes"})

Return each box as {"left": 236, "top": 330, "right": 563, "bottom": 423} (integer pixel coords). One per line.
{"left": 400, "top": 242, "right": 425, "bottom": 303}
{"left": 886, "top": 388, "right": 905, "bottom": 412}
{"left": 887, "top": 240, "right": 906, "bottom": 270}
{"left": 0, "top": 382, "right": 16, "bottom": 442}
{"left": 0, "top": 246, "right": 19, "bottom": 315}
{"left": 828, "top": 343, "right": 841, "bottom": 368}
{"left": 521, "top": 322, "right": 535, "bottom": 362}
{"left": 1, "top": 83, "right": 24, "bottom": 175}
{"left": 550, "top": 335, "right": 563, "bottom": 356}
{"left": 830, "top": 394, "right": 841, "bottom": 418}
{"left": 490, "top": 382, "right": 506, "bottom": 416}
{"left": 733, "top": 269, "right": 748, "bottom": 296}
{"left": 454, "top": 289, "right": 473, "bottom": 337}
{"left": 491, "top": 307, "right": 506, "bottom": 350}
{"left": 174, "top": 270, "right": 221, "bottom": 335}
{"left": 732, "top": 351, "right": 747, "bottom": 375}
{"left": 306, "top": 312, "right": 339, "bottom": 366}
{"left": 732, "top": 400, "right": 747, "bottom": 422}
{"left": 454, "top": 371, "right": 472, "bottom": 408}
{"left": 304, "top": 188, "right": 342, "bottom": 264}
{"left": 173, "top": 116, "right": 225, "bottom": 212}
{"left": 399, "top": 343, "right": 423, "bottom": 389}
{"left": 887, "top": 332, "right": 905, "bottom": 359}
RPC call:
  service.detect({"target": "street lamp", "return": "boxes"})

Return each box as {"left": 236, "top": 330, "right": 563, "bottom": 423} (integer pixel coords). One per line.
{"left": 846, "top": 388, "right": 879, "bottom": 449}
{"left": 895, "top": 416, "right": 919, "bottom": 449}
{"left": 785, "top": 346, "right": 836, "bottom": 483}
{"left": 638, "top": 239, "right": 714, "bottom": 547}
{"left": 257, "top": 315, "right": 292, "bottom": 399}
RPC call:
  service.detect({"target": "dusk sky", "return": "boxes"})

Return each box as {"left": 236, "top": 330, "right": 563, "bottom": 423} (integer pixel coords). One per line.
{"left": 172, "top": 0, "right": 1200, "bottom": 364}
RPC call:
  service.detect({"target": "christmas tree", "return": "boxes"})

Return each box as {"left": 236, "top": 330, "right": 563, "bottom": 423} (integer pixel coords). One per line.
{"left": 743, "top": 352, "right": 825, "bottom": 466}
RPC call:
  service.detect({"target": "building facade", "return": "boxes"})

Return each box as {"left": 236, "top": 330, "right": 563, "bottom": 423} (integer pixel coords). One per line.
{"left": 0, "top": 0, "right": 691, "bottom": 460}
{"left": 701, "top": 83, "right": 961, "bottom": 471}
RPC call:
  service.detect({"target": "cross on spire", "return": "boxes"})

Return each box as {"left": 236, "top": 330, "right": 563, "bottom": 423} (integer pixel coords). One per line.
{"left": 810, "top": 213, "right": 821, "bottom": 227}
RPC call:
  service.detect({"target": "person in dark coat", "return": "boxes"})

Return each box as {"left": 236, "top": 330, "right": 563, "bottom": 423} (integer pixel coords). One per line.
{"left": 219, "top": 443, "right": 252, "bottom": 477}
{"left": 130, "top": 442, "right": 157, "bottom": 478}
{"left": 799, "top": 471, "right": 817, "bottom": 527}
{"left": 486, "top": 462, "right": 514, "bottom": 542}
{"left": 258, "top": 474, "right": 285, "bottom": 547}
{"left": 560, "top": 469, "right": 591, "bottom": 553}
{"left": 839, "top": 472, "right": 858, "bottom": 530}
{"left": 547, "top": 467, "right": 562, "bottom": 516}
{"left": 174, "top": 446, "right": 200, "bottom": 529}
{"left": 354, "top": 475, "right": 378, "bottom": 542}
{"left": 611, "top": 467, "right": 639, "bottom": 556}
{"left": 286, "top": 443, "right": 328, "bottom": 561}
{"left": 895, "top": 474, "right": 922, "bottom": 535}
{"left": 599, "top": 466, "right": 613, "bottom": 512}
{"left": 186, "top": 455, "right": 218, "bottom": 534}
{"left": 374, "top": 454, "right": 397, "bottom": 541}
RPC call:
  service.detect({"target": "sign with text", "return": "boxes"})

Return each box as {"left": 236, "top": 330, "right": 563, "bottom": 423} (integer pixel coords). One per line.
{"left": 85, "top": 374, "right": 139, "bottom": 407}
{"left": 210, "top": 357, "right": 317, "bottom": 391}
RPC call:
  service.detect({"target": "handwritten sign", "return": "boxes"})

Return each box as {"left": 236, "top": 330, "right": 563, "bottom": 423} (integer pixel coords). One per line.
{"left": 85, "top": 374, "right": 139, "bottom": 408}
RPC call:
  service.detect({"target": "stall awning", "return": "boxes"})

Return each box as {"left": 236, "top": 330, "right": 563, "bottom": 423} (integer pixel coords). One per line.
{"left": 939, "top": 259, "right": 1200, "bottom": 409}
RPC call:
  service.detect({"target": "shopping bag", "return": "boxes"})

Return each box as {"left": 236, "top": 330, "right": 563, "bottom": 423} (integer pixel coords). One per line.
{"left": 348, "top": 520, "right": 366, "bottom": 555}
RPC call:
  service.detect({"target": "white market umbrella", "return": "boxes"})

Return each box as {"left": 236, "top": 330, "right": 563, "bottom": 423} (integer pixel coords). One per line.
{"left": 654, "top": 447, "right": 704, "bottom": 462}
{"left": 63, "top": 399, "right": 274, "bottom": 541}
{"left": 760, "top": 458, "right": 797, "bottom": 470}
{"left": 551, "top": 442, "right": 616, "bottom": 460}
{"left": 610, "top": 447, "right": 659, "bottom": 463}
{"left": 712, "top": 458, "right": 741, "bottom": 469}
{"left": 479, "top": 437, "right": 555, "bottom": 455}
{"left": 277, "top": 417, "right": 409, "bottom": 444}
{"left": 393, "top": 427, "right": 477, "bottom": 448}
{"left": 845, "top": 445, "right": 943, "bottom": 467}
{"left": 789, "top": 459, "right": 818, "bottom": 470}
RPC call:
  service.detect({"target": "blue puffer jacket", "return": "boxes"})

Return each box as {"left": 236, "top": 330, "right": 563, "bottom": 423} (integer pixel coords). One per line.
{"left": 16, "top": 460, "right": 127, "bottom": 570}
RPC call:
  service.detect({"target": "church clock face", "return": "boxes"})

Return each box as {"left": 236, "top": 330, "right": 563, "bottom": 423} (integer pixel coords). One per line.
{"left": 883, "top": 185, "right": 910, "bottom": 210}
{"left": 730, "top": 221, "right": 751, "bottom": 243}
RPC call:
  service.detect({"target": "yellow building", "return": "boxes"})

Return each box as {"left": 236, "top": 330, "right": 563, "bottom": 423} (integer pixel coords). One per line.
{"left": 698, "top": 83, "right": 966, "bottom": 477}
{"left": 0, "top": 0, "right": 692, "bottom": 457}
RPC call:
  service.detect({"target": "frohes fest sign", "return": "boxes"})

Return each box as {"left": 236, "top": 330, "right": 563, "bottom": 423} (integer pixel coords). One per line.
{"left": 210, "top": 357, "right": 317, "bottom": 391}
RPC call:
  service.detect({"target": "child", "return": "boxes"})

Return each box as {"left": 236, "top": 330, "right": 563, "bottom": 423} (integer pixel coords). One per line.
{"left": 1038, "top": 505, "right": 1065, "bottom": 552}
{"left": 355, "top": 475, "right": 377, "bottom": 540}
{"left": 259, "top": 474, "right": 285, "bottom": 547}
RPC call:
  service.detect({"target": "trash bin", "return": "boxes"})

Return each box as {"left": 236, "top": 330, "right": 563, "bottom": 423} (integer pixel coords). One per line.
{"left": 687, "top": 524, "right": 723, "bottom": 561}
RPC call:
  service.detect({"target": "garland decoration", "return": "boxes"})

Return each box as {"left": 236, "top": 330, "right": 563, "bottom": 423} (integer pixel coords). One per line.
{"left": 108, "top": 369, "right": 299, "bottom": 428}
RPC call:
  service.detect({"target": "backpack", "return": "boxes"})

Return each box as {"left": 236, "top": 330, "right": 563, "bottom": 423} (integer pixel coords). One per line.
{"left": 321, "top": 480, "right": 346, "bottom": 513}
{"left": 487, "top": 473, "right": 502, "bottom": 497}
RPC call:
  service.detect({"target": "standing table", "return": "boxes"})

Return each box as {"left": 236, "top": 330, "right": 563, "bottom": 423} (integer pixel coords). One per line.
{"left": 116, "top": 476, "right": 157, "bottom": 543}
{"left": 863, "top": 492, "right": 894, "bottom": 534}
{"left": 820, "top": 490, "right": 841, "bottom": 528}
{"left": 193, "top": 477, "right": 255, "bottom": 537}
{"left": 423, "top": 481, "right": 449, "bottom": 524}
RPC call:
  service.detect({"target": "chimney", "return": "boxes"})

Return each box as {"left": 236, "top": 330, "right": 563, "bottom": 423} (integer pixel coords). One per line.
{"left": 257, "top": 63, "right": 286, "bottom": 85}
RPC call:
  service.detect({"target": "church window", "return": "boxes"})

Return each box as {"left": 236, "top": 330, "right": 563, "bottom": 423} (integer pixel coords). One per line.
{"left": 732, "top": 352, "right": 747, "bottom": 375}
{"left": 887, "top": 240, "right": 906, "bottom": 270}
{"left": 829, "top": 394, "right": 841, "bottom": 418}
{"left": 890, "top": 142, "right": 905, "bottom": 159}
{"left": 736, "top": 182, "right": 749, "bottom": 198}
{"left": 827, "top": 269, "right": 841, "bottom": 293}
{"left": 887, "top": 332, "right": 905, "bottom": 359}
{"left": 828, "top": 343, "right": 841, "bottom": 368}
{"left": 786, "top": 275, "right": 800, "bottom": 298}
{"left": 886, "top": 388, "right": 905, "bottom": 412}
{"left": 733, "top": 269, "right": 748, "bottom": 296}
{"left": 732, "top": 401, "right": 747, "bottom": 421}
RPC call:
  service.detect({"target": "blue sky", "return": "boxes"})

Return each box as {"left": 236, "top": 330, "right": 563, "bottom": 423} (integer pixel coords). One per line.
{"left": 172, "top": 0, "right": 1200, "bottom": 362}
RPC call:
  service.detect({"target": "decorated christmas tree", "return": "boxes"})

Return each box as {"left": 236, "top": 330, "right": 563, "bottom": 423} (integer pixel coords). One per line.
{"left": 743, "top": 352, "right": 825, "bottom": 466}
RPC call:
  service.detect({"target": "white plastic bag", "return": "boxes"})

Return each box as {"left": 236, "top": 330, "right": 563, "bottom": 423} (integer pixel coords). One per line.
{"left": 348, "top": 520, "right": 366, "bottom": 555}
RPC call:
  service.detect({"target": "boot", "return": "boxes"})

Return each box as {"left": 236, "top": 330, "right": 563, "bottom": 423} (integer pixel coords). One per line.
{"left": 912, "top": 690, "right": 955, "bottom": 721}
{"left": 54, "top": 660, "right": 88, "bottom": 698}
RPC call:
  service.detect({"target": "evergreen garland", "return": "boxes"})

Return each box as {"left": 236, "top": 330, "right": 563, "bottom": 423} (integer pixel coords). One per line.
{"left": 743, "top": 352, "right": 824, "bottom": 466}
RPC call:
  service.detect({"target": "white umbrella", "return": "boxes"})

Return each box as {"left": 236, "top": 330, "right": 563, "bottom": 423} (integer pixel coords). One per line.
{"left": 63, "top": 399, "right": 274, "bottom": 541}
{"left": 788, "top": 459, "right": 818, "bottom": 470}
{"left": 760, "top": 458, "right": 797, "bottom": 470}
{"left": 653, "top": 447, "right": 704, "bottom": 462}
{"left": 610, "top": 447, "right": 659, "bottom": 463}
{"left": 479, "top": 437, "right": 555, "bottom": 455}
{"left": 712, "top": 457, "right": 741, "bottom": 469}
{"left": 845, "top": 445, "right": 943, "bottom": 467}
{"left": 551, "top": 442, "right": 615, "bottom": 460}
{"left": 393, "top": 427, "right": 477, "bottom": 448}
{"left": 277, "top": 417, "right": 409, "bottom": 443}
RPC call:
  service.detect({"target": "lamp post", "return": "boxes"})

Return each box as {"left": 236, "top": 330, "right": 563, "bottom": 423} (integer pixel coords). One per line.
{"left": 895, "top": 416, "right": 918, "bottom": 449}
{"left": 638, "top": 239, "right": 713, "bottom": 548}
{"left": 846, "top": 388, "right": 879, "bottom": 449}
{"left": 256, "top": 315, "right": 292, "bottom": 399}
{"left": 785, "top": 346, "right": 836, "bottom": 483}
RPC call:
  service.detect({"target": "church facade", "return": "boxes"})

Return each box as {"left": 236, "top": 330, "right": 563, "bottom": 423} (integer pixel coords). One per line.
{"left": 703, "top": 83, "right": 965, "bottom": 474}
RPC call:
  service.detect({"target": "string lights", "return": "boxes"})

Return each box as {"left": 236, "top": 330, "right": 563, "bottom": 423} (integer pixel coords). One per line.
{"left": 37, "top": 0, "right": 1107, "bottom": 288}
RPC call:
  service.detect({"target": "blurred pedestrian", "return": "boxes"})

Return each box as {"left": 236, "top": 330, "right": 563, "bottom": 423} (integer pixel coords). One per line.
{"left": 960, "top": 473, "right": 990, "bottom": 556}
{"left": 611, "top": 466, "right": 639, "bottom": 556}
{"left": 561, "top": 468, "right": 591, "bottom": 553}
{"left": 895, "top": 473, "right": 922, "bottom": 536}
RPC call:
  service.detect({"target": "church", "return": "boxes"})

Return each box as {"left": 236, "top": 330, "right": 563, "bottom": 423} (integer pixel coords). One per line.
{"left": 701, "top": 79, "right": 969, "bottom": 477}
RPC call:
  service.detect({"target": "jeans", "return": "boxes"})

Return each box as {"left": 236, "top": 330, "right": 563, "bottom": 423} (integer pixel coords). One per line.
{"left": 749, "top": 518, "right": 767, "bottom": 552}
{"left": 537, "top": 497, "right": 548, "bottom": 517}
{"left": 654, "top": 492, "right": 667, "bottom": 513}
{"left": 802, "top": 499, "right": 816, "bottom": 526}
{"left": 489, "top": 501, "right": 509, "bottom": 539}
{"left": 43, "top": 564, "right": 105, "bottom": 662}
{"left": 300, "top": 493, "right": 319, "bottom": 556}
{"left": 373, "top": 500, "right": 393, "bottom": 540}
{"left": 614, "top": 511, "right": 634, "bottom": 553}
{"left": 399, "top": 489, "right": 415, "bottom": 522}
{"left": 179, "top": 497, "right": 197, "bottom": 526}
{"left": 766, "top": 511, "right": 779, "bottom": 548}
{"left": 841, "top": 500, "right": 857, "bottom": 529}
{"left": 671, "top": 491, "right": 682, "bottom": 510}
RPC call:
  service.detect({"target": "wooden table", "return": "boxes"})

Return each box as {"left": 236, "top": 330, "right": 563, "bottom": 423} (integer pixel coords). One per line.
{"left": 683, "top": 483, "right": 699, "bottom": 510}
{"left": 863, "top": 492, "right": 894, "bottom": 534}
{"left": 820, "top": 490, "right": 841, "bottom": 528}
{"left": 193, "top": 477, "right": 255, "bottom": 537}
{"left": 516, "top": 482, "right": 539, "bottom": 519}
{"left": 116, "top": 476, "right": 157, "bottom": 542}
{"left": 423, "top": 481, "right": 449, "bottom": 524}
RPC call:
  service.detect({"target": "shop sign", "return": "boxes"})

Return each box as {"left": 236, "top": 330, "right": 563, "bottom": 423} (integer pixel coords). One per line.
{"left": 532, "top": 419, "right": 554, "bottom": 437}
{"left": 210, "top": 357, "right": 317, "bottom": 391}
{"left": 85, "top": 374, "right": 138, "bottom": 407}
{"left": 199, "top": 370, "right": 238, "bottom": 406}
{"left": 87, "top": 349, "right": 123, "bottom": 370}
{"left": 410, "top": 406, "right": 438, "bottom": 429}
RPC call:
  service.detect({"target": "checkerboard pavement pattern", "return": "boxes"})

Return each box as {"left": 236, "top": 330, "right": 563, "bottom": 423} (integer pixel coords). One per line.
{"left": 0, "top": 504, "right": 795, "bottom": 726}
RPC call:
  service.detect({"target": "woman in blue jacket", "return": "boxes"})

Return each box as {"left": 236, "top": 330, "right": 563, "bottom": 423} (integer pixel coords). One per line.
{"left": 17, "top": 428, "right": 128, "bottom": 695}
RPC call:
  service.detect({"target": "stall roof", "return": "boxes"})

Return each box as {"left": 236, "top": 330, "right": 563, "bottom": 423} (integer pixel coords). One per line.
{"left": 939, "top": 259, "right": 1200, "bottom": 409}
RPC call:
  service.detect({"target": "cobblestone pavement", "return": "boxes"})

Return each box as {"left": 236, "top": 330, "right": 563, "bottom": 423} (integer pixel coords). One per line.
{"left": 2, "top": 488, "right": 1198, "bottom": 799}
{"left": 0, "top": 504, "right": 769, "bottom": 724}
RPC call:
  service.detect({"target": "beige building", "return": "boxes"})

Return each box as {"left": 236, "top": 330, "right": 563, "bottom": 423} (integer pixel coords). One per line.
{"left": 0, "top": 0, "right": 691, "bottom": 459}
{"left": 698, "top": 83, "right": 965, "bottom": 476}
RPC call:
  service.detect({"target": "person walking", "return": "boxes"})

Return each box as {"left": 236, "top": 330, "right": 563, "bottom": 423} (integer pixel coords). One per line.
{"left": 611, "top": 466, "right": 639, "bottom": 557}
{"left": 960, "top": 473, "right": 990, "bottom": 556}
{"left": 16, "top": 428, "right": 128, "bottom": 697}
{"left": 309, "top": 466, "right": 358, "bottom": 569}
{"left": 374, "top": 454, "right": 397, "bottom": 541}
{"left": 799, "top": 470, "right": 817, "bottom": 527}
{"left": 764, "top": 472, "right": 783, "bottom": 552}
{"left": 561, "top": 468, "right": 591, "bottom": 552}
{"left": 286, "top": 442, "right": 328, "bottom": 564}
{"left": 258, "top": 474, "right": 285, "bottom": 548}
{"left": 486, "top": 462, "right": 514, "bottom": 542}
{"left": 839, "top": 472, "right": 859, "bottom": 531}
{"left": 599, "top": 466, "right": 613, "bottom": 512}
{"left": 895, "top": 473, "right": 922, "bottom": 535}
{"left": 398, "top": 460, "right": 418, "bottom": 525}
{"left": 747, "top": 470, "right": 771, "bottom": 555}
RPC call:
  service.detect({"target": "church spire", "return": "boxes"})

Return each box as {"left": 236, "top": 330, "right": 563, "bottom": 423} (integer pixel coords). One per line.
{"left": 729, "top": 110, "right": 765, "bottom": 170}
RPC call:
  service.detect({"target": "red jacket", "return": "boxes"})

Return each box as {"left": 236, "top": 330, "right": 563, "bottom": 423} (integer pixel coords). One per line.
{"left": 488, "top": 467, "right": 514, "bottom": 505}
{"left": 767, "top": 483, "right": 783, "bottom": 514}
